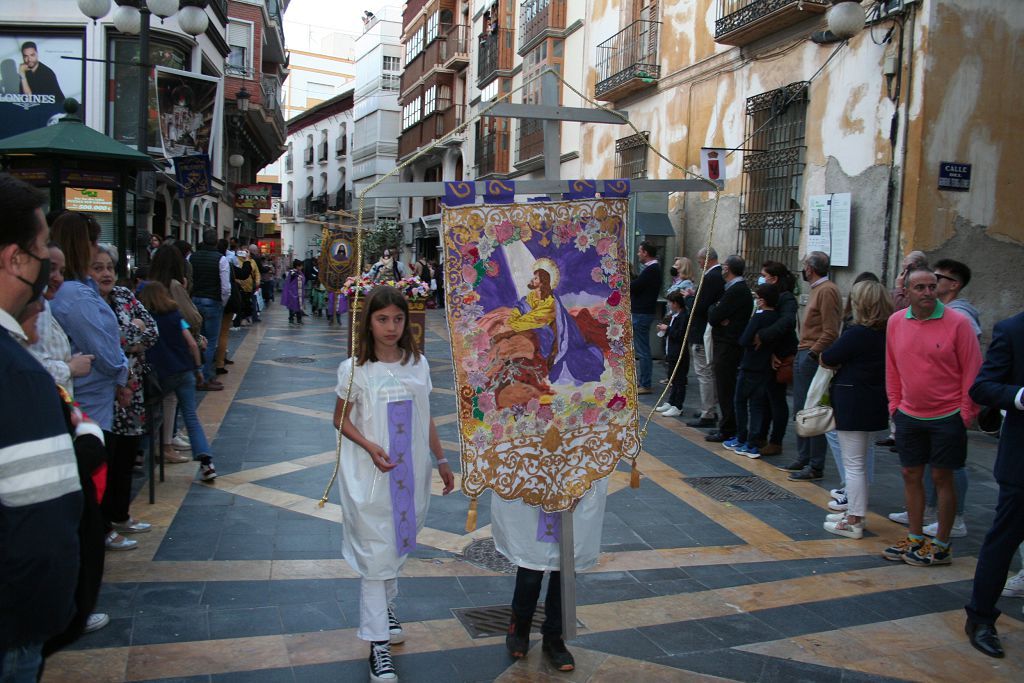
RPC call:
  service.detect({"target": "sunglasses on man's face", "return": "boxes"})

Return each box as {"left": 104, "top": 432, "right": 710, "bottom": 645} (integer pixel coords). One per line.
{"left": 935, "top": 273, "right": 958, "bottom": 283}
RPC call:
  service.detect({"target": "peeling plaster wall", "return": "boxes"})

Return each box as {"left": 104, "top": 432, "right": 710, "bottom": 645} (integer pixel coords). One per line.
{"left": 573, "top": 0, "right": 1021, "bottom": 331}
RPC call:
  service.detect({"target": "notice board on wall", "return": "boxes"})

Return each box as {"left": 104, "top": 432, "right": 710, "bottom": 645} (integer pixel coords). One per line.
{"left": 806, "top": 193, "right": 851, "bottom": 267}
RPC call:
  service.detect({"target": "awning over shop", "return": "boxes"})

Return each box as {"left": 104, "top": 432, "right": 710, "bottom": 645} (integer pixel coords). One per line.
{"left": 636, "top": 211, "right": 675, "bottom": 237}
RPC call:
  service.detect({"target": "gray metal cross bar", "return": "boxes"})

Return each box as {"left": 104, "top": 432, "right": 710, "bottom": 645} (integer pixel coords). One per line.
{"left": 485, "top": 102, "right": 629, "bottom": 124}
{"left": 356, "top": 178, "right": 722, "bottom": 198}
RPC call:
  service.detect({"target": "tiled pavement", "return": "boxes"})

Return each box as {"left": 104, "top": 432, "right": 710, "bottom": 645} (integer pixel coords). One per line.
{"left": 42, "top": 305, "right": 1024, "bottom": 682}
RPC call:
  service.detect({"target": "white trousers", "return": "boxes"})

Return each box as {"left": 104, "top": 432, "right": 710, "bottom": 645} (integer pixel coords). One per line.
{"left": 690, "top": 343, "right": 717, "bottom": 417}
{"left": 836, "top": 430, "right": 870, "bottom": 518}
{"left": 358, "top": 577, "right": 398, "bottom": 642}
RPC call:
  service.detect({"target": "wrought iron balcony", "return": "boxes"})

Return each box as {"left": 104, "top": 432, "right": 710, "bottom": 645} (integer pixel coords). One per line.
{"left": 518, "top": 0, "right": 567, "bottom": 53}
{"left": 715, "top": 0, "right": 829, "bottom": 46}
{"left": 477, "top": 28, "right": 514, "bottom": 87}
{"left": 595, "top": 20, "right": 661, "bottom": 102}
{"left": 444, "top": 24, "right": 470, "bottom": 70}
{"left": 515, "top": 118, "right": 545, "bottom": 167}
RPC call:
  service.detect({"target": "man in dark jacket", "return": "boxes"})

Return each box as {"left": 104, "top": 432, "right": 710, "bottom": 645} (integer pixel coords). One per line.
{"left": 190, "top": 229, "right": 229, "bottom": 390}
{"left": 704, "top": 255, "right": 753, "bottom": 442}
{"left": 630, "top": 241, "right": 661, "bottom": 394}
{"left": 964, "top": 310, "right": 1024, "bottom": 658}
{"left": 0, "top": 173, "right": 82, "bottom": 679}
{"left": 686, "top": 247, "right": 725, "bottom": 428}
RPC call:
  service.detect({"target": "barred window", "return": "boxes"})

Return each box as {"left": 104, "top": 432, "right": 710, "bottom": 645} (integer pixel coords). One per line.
{"left": 614, "top": 131, "right": 649, "bottom": 179}
{"left": 737, "top": 81, "right": 808, "bottom": 278}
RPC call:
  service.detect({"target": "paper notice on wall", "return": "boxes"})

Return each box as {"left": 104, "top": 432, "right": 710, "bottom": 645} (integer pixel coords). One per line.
{"left": 806, "top": 193, "right": 851, "bottom": 267}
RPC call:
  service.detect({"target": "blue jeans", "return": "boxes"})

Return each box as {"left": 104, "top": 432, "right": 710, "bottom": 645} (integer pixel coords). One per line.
{"left": 632, "top": 313, "right": 655, "bottom": 388}
{"left": 793, "top": 349, "right": 827, "bottom": 471}
{"left": 192, "top": 297, "right": 224, "bottom": 382}
{"left": 0, "top": 643, "right": 42, "bottom": 683}
{"left": 162, "top": 371, "right": 211, "bottom": 458}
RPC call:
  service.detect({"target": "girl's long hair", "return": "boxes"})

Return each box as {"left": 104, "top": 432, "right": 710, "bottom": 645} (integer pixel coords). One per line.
{"left": 355, "top": 285, "right": 419, "bottom": 366}
{"left": 139, "top": 281, "right": 179, "bottom": 315}
{"left": 51, "top": 212, "right": 99, "bottom": 282}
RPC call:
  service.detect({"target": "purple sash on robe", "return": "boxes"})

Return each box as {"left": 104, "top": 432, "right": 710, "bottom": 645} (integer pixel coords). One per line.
{"left": 537, "top": 510, "right": 560, "bottom": 543}
{"left": 388, "top": 399, "right": 416, "bottom": 556}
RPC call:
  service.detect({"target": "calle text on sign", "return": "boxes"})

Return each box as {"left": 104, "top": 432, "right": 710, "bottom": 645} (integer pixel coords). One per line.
{"left": 938, "top": 161, "right": 971, "bottom": 192}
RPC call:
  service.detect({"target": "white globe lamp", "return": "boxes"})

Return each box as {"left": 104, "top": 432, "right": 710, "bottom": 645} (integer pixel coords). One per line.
{"left": 146, "top": 0, "right": 180, "bottom": 21}
{"left": 827, "top": 1, "right": 866, "bottom": 40}
{"left": 77, "top": 0, "right": 112, "bottom": 22}
{"left": 229, "top": 153, "right": 245, "bottom": 168}
{"left": 177, "top": 4, "right": 210, "bottom": 36}
{"left": 112, "top": 4, "right": 142, "bottom": 34}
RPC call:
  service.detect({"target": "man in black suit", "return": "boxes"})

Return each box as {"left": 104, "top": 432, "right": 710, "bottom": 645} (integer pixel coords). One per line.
{"left": 630, "top": 241, "right": 661, "bottom": 394}
{"left": 685, "top": 247, "right": 725, "bottom": 428}
{"left": 704, "top": 255, "right": 753, "bottom": 442}
{"left": 964, "top": 310, "right": 1024, "bottom": 658}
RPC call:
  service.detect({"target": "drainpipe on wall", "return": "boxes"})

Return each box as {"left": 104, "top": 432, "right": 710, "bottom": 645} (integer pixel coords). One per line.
{"left": 881, "top": 4, "right": 917, "bottom": 286}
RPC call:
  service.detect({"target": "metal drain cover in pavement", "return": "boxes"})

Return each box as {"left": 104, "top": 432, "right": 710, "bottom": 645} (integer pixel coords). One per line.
{"left": 460, "top": 537, "right": 516, "bottom": 574}
{"left": 273, "top": 356, "right": 316, "bottom": 364}
{"left": 686, "top": 475, "right": 795, "bottom": 502}
{"left": 453, "top": 605, "right": 584, "bottom": 639}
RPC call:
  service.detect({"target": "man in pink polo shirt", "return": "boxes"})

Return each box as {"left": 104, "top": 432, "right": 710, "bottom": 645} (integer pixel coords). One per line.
{"left": 883, "top": 268, "right": 982, "bottom": 567}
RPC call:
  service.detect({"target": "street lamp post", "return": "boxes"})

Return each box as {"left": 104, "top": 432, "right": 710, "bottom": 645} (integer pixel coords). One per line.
{"left": 77, "top": 0, "right": 210, "bottom": 264}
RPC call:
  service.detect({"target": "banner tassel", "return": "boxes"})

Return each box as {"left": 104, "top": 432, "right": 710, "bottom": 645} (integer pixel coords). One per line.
{"left": 465, "top": 497, "right": 478, "bottom": 532}
{"left": 630, "top": 459, "right": 641, "bottom": 489}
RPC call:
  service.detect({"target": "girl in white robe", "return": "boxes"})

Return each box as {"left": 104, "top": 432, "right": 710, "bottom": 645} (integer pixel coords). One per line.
{"left": 333, "top": 286, "right": 454, "bottom": 683}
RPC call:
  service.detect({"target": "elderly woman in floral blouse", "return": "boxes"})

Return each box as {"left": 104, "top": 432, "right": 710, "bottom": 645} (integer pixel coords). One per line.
{"left": 91, "top": 244, "right": 159, "bottom": 546}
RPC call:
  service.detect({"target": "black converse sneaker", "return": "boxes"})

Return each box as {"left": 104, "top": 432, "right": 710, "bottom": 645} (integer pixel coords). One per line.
{"left": 387, "top": 606, "right": 405, "bottom": 644}
{"left": 369, "top": 640, "right": 397, "bottom": 682}
{"left": 542, "top": 636, "right": 575, "bottom": 671}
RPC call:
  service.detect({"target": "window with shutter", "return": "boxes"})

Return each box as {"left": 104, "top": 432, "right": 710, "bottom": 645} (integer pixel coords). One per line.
{"left": 227, "top": 21, "right": 253, "bottom": 77}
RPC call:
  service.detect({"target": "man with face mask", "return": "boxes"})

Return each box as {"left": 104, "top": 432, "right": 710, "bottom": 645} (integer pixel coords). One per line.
{"left": 0, "top": 173, "right": 83, "bottom": 680}
{"left": 777, "top": 251, "right": 842, "bottom": 482}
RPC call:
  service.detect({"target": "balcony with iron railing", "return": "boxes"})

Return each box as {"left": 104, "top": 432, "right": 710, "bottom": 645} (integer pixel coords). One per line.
{"left": 264, "top": 0, "right": 287, "bottom": 63}
{"left": 279, "top": 201, "right": 294, "bottom": 218}
{"left": 518, "top": 0, "right": 567, "bottom": 53}
{"left": 318, "top": 142, "right": 329, "bottom": 163}
{"left": 714, "top": 0, "right": 829, "bottom": 46}
{"left": 225, "top": 63, "right": 255, "bottom": 79}
{"left": 476, "top": 130, "right": 509, "bottom": 178}
{"left": 443, "top": 24, "right": 470, "bottom": 70}
{"left": 477, "top": 28, "right": 514, "bottom": 87}
{"left": 595, "top": 20, "right": 661, "bottom": 102}
{"left": 336, "top": 137, "right": 347, "bottom": 158}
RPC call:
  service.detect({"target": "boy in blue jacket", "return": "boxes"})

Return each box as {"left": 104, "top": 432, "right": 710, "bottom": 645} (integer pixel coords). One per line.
{"left": 725, "top": 284, "right": 780, "bottom": 457}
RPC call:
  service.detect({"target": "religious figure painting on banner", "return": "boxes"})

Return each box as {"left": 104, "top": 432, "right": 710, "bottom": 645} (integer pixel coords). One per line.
{"left": 443, "top": 198, "right": 642, "bottom": 512}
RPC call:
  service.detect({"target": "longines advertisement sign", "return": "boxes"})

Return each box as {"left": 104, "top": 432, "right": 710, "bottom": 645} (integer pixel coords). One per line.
{"left": 0, "top": 31, "right": 84, "bottom": 137}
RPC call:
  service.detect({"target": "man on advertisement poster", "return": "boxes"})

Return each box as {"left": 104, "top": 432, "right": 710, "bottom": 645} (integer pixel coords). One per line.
{"left": 18, "top": 41, "right": 64, "bottom": 101}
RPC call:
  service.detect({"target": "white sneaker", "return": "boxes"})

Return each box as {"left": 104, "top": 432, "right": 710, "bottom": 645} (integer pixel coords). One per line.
{"left": 661, "top": 406, "right": 683, "bottom": 417}
{"left": 824, "top": 518, "right": 864, "bottom": 539}
{"left": 84, "top": 612, "right": 110, "bottom": 633}
{"left": 104, "top": 530, "right": 137, "bottom": 551}
{"left": 828, "top": 496, "right": 848, "bottom": 511}
{"left": 825, "top": 512, "right": 847, "bottom": 523}
{"left": 923, "top": 516, "right": 968, "bottom": 539}
{"left": 171, "top": 434, "right": 191, "bottom": 450}
{"left": 111, "top": 518, "right": 151, "bottom": 534}
{"left": 829, "top": 487, "right": 846, "bottom": 501}
{"left": 888, "top": 507, "right": 936, "bottom": 526}
{"left": 655, "top": 403, "right": 673, "bottom": 412}
{"left": 1002, "top": 571, "right": 1024, "bottom": 598}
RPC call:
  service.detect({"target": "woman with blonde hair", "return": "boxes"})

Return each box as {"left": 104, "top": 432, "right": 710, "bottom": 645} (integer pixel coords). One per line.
{"left": 666, "top": 256, "right": 695, "bottom": 296}
{"left": 820, "top": 280, "right": 894, "bottom": 538}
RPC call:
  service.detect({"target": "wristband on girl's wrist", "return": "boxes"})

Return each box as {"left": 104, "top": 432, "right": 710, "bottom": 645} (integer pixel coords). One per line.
{"left": 435, "top": 457, "right": 448, "bottom": 466}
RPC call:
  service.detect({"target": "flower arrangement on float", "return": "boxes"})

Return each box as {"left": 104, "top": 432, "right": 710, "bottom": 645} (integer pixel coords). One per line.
{"left": 341, "top": 275, "right": 432, "bottom": 301}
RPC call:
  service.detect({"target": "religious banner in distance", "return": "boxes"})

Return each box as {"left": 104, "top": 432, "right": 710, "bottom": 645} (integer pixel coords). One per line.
{"left": 0, "top": 32, "right": 84, "bottom": 137}
{"left": 234, "top": 184, "right": 273, "bottom": 209}
{"left": 65, "top": 187, "right": 112, "bottom": 213}
{"left": 154, "top": 67, "right": 220, "bottom": 159}
{"left": 443, "top": 198, "right": 641, "bottom": 512}
{"left": 173, "top": 154, "right": 211, "bottom": 198}
{"left": 318, "top": 227, "right": 356, "bottom": 292}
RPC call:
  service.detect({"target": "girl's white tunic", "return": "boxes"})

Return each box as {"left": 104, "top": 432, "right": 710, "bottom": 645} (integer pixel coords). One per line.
{"left": 335, "top": 355, "right": 433, "bottom": 580}
{"left": 491, "top": 478, "right": 608, "bottom": 572}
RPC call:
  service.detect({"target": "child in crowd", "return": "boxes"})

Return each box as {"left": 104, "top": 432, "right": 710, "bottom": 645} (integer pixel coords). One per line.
{"left": 655, "top": 291, "right": 689, "bottom": 417}
{"left": 311, "top": 280, "right": 327, "bottom": 318}
{"left": 332, "top": 286, "right": 454, "bottom": 682}
{"left": 139, "top": 282, "right": 217, "bottom": 481}
{"left": 725, "top": 283, "right": 781, "bottom": 458}
{"left": 281, "top": 259, "right": 305, "bottom": 325}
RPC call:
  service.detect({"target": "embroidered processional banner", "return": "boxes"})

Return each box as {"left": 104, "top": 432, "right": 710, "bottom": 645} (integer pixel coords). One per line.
{"left": 443, "top": 198, "right": 641, "bottom": 512}
{"left": 318, "top": 227, "right": 356, "bottom": 292}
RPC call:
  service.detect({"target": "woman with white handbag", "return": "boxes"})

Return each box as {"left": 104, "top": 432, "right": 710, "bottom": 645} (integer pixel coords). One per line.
{"left": 818, "top": 281, "right": 894, "bottom": 538}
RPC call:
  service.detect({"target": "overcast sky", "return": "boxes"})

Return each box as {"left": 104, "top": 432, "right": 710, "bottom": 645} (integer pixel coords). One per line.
{"left": 284, "top": 0, "right": 377, "bottom": 47}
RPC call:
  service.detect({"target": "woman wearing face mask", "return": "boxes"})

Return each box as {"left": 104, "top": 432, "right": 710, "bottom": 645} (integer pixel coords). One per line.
{"left": 749, "top": 261, "right": 798, "bottom": 457}
{"left": 91, "top": 244, "right": 159, "bottom": 543}
{"left": 28, "top": 242, "right": 94, "bottom": 397}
